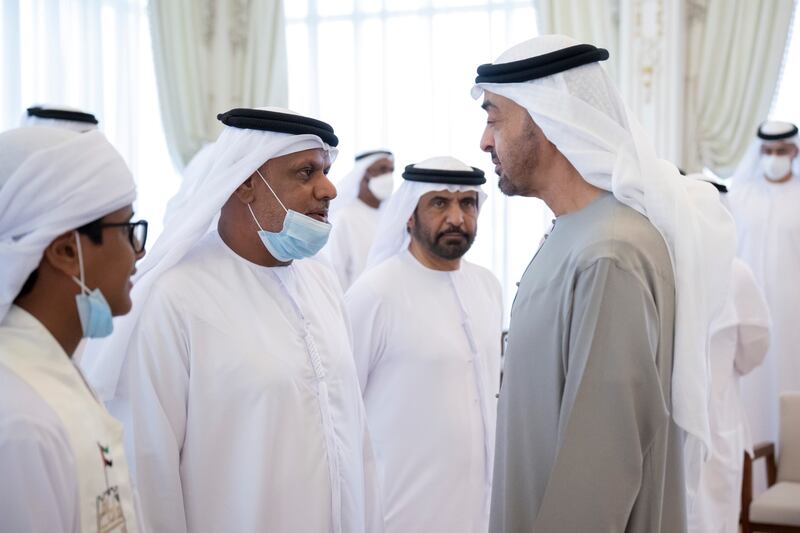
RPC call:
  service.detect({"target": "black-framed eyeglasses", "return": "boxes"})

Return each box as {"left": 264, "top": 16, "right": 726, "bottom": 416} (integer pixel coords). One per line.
{"left": 98, "top": 220, "right": 148, "bottom": 254}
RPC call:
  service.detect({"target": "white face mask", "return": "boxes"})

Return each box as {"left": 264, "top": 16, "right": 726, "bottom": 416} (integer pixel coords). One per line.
{"left": 367, "top": 172, "right": 394, "bottom": 201}
{"left": 761, "top": 154, "right": 793, "bottom": 181}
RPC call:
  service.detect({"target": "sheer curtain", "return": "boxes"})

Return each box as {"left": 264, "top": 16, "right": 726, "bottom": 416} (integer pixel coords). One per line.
{"left": 0, "top": 0, "right": 179, "bottom": 240}
{"left": 148, "top": 0, "right": 288, "bottom": 169}
{"left": 534, "top": 0, "right": 795, "bottom": 176}
{"left": 765, "top": 4, "right": 799, "bottom": 125}
{"left": 535, "top": 0, "right": 620, "bottom": 82}
{"left": 683, "top": 0, "right": 794, "bottom": 176}
{"left": 285, "top": 0, "right": 547, "bottom": 321}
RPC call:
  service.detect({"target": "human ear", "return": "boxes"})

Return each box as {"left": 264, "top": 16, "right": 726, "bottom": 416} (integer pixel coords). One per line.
{"left": 233, "top": 175, "right": 257, "bottom": 204}
{"left": 42, "top": 231, "right": 81, "bottom": 278}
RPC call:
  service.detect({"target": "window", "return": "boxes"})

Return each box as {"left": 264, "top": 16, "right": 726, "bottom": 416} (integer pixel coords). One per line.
{"left": 285, "top": 0, "right": 549, "bottom": 321}
{"left": 0, "top": 0, "right": 180, "bottom": 241}
{"left": 771, "top": 8, "right": 800, "bottom": 120}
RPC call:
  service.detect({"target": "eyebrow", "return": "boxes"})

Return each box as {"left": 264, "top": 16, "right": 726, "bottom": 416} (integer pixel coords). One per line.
{"left": 293, "top": 158, "right": 322, "bottom": 170}
{"left": 481, "top": 100, "right": 496, "bottom": 111}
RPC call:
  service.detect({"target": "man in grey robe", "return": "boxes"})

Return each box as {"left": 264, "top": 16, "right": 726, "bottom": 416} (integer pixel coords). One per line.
{"left": 472, "top": 35, "right": 737, "bottom": 532}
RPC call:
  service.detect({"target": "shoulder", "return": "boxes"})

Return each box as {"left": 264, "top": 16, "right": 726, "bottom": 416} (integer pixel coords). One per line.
{"left": 347, "top": 255, "right": 404, "bottom": 298}
{"left": 0, "top": 367, "right": 78, "bottom": 528}
{"left": 571, "top": 197, "right": 673, "bottom": 285}
{"left": 0, "top": 365, "right": 74, "bottom": 461}
{"left": 345, "top": 257, "right": 406, "bottom": 318}
{"left": 148, "top": 232, "right": 233, "bottom": 305}
{"left": 461, "top": 260, "right": 502, "bottom": 297}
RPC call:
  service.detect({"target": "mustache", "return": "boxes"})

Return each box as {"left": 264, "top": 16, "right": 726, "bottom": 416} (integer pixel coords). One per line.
{"left": 311, "top": 200, "right": 330, "bottom": 212}
{"left": 436, "top": 226, "right": 469, "bottom": 240}
{"left": 490, "top": 151, "right": 499, "bottom": 164}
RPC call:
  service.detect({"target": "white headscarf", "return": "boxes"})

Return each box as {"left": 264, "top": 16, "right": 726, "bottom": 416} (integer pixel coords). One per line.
{"left": 81, "top": 107, "right": 338, "bottom": 401}
{"left": 162, "top": 141, "right": 218, "bottom": 227}
{"left": 473, "top": 35, "right": 737, "bottom": 491}
{"left": 730, "top": 121, "right": 800, "bottom": 185}
{"left": 20, "top": 104, "right": 99, "bottom": 133}
{"left": 0, "top": 127, "right": 136, "bottom": 322}
{"left": 330, "top": 151, "right": 394, "bottom": 219}
{"left": 366, "top": 156, "right": 487, "bottom": 269}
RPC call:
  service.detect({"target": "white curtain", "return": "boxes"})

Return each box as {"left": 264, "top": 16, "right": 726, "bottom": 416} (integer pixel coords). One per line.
{"left": 535, "top": 0, "right": 795, "bottom": 175}
{"left": 683, "top": 0, "right": 795, "bottom": 176}
{"left": 0, "top": 0, "right": 180, "bottom": 240}
{"left": 534, "top": 0, "right": 620, "bottom": 82}
{"left": 285, "top": 1, "right": 544, "bottom": 323}
{"left": 149, "top": 0, "right": 289, "bottom": 169}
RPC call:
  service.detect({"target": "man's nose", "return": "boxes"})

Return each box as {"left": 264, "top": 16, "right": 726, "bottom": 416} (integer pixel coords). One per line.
{"left": 316, "top": 174, "right": 337, "bottom": 201}
{"left": 480, "top": 126, "right": 494, "bottom": 153}
{"left": 445, "top": 204, "right": 466, "bottom": 226}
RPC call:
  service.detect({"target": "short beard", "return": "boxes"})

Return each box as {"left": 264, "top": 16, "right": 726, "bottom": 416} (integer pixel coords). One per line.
{"left": 496, "top": 119, "right": 540, "bottom": 197}
{"left": 411, "top": 214, "right": 475, "bottom": 260}
{"left": 498, "top": 174, "right": 524, "bottom": 196}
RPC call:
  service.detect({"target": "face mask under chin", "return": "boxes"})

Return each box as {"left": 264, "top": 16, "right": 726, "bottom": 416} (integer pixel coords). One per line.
{"left": 248, "top": 169, "right": 332, "bottom": 262}
{"left": 71, "top": 231, "right": 115, "bottom": 338}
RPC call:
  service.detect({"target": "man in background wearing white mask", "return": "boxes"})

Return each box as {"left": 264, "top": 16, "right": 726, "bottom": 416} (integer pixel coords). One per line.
{"left": 0, "top": 126, "right": 146, "bottom": 532}
{"left": 729, "top": 120, "right": 800, "bottom": 454}
{"left": 327, "top": 150, "right": 395, "bottom": 289}
{"left": 80, "top": 108, "right": 383, "bottom": 533}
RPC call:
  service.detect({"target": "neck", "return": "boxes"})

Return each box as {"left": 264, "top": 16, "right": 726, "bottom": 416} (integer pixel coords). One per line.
{"left": 218, "top": 212, "right": 291, "bottom": 268}
{"left": 408, "top": 239, "right": 460, "bottom": 271}
{"left": 765, "top": 172, "right": 793, "bottom": 184}
{"left": 15, "top": 288, "right": 83, "bottom": 357}
{"left": 538, "top": 163, "right": 603, "bottom": 216}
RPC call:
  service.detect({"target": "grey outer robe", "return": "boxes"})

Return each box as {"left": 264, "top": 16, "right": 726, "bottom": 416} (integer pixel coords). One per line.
{"left": 490, "top": 193, "right": 686, "bottom": 533}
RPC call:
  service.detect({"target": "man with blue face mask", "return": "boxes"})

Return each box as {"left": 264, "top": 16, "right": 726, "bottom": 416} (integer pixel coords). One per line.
{"left": 729, "top": 120, "right": 800, "bottom": 464}
{"left": 0, "top": 126, "right": 146, "bottom": 531}
{"left": 81, "top": 107, "right": 384, "bottom": 533}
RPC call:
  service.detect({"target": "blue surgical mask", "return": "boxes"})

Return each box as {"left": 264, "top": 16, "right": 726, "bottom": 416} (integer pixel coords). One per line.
{"left": 72, "top": 231, "right": 114, "bottom": 338}
{"left": 248, "top": 169, "right": 332, "bottom": 262}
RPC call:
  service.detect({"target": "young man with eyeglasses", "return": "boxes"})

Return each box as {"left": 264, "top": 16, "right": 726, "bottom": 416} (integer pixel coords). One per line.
{"left": 0, "top": 126, "right": 147, "bottom": 532}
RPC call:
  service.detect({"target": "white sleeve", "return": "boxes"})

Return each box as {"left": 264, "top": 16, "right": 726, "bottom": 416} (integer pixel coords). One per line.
{"left": 0, "top": 418, "right": 79, "bottom": 533}
{"left": 731, "top": 260, "right": 771, "bottom": 376}
{"left": 114, "top": 288, "right": 190, "bottom": 533}
{"left": 344, "top": 280, "right": 387, "bottom": 393}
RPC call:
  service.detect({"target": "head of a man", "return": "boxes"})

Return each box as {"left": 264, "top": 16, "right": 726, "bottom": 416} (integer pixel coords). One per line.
{"left": 760, "top": 140, "right": 798, "bottom": 182}
{"left": 16, "top": 204, "right": 146, "bottom": 316}
{"left": 359, "top": 156, "right": 395, "bottom": 206}
{"left": 365, "top": 157, "right": 394, "bottom": 180}
{"left": 479, "top": 91, "right": 563, "bottom": 197}
{"left": 407, "top": 189, "right": 478, "bottom": 262}
{"left": 222, "top": 147, "right": 336, "bottom": 264}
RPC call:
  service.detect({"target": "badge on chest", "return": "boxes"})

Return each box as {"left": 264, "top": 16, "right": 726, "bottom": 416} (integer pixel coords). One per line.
{"left": 96, "top": 442, "right": 128, "bottom": 533}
